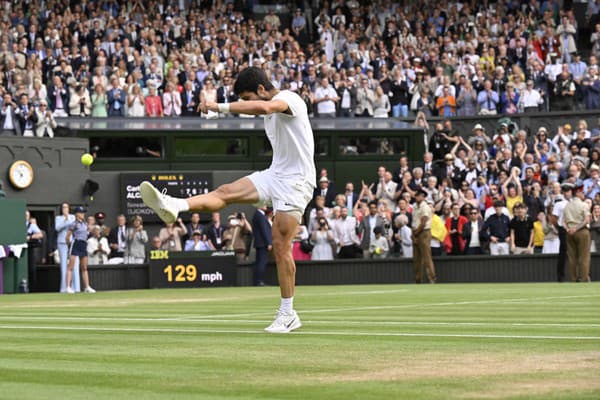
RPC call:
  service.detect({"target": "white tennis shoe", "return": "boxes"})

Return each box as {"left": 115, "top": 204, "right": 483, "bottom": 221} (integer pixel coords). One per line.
{"left": 139, "top": 181, "right": 179, "bottom": 224}
{"left": 264, "top": 310, "right": 302, "bottom": 333}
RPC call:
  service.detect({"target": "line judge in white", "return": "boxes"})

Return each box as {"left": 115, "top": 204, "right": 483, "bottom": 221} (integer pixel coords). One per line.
{"left": 139, "top": 67, "right": 316, "bottom": 334}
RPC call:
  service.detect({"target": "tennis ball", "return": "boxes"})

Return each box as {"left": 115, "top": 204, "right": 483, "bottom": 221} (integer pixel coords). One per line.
{"left": 375, "top": 247, "right": 382, "bottom": 255}
{"left": 81, "top": 153, "right": 94, "bottom": 166}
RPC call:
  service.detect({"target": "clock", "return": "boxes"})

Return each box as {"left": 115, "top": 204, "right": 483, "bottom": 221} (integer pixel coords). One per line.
{"left": 8, "top": 160, "right": 34, "bottom": 189}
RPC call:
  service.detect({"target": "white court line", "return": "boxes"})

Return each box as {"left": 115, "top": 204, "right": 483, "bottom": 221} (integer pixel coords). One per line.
{"left": 3, "top": 294, "right": 599, "bottom": 322}
{"left": 0, "top": 325, "right": 599, "bottom": 340}
{"left": 0, "top": 315, "right": 599, "bottom": 328}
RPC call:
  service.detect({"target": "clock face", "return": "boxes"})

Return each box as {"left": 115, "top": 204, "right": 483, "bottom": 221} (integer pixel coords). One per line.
{"left": 8, "top": 161, "right": 34, "bottom": 189}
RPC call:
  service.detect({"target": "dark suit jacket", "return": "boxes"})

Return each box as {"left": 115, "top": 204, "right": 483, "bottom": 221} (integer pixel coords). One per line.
{"left": 356, "top": 214, "right": 386, "bottom": 250}
{"left": 206, "top": 223, "right": 226, "bottom": 250}
{"left": 181, "top": 89, "right": 199, "bottom": 116}
{"left": 313, "top": 187, "right": 337, "bottom": 208}
{"left": 462, "top": 219, "right": 485, "bottom": 250}
{"left": 15, "top": 103, "right": 38, "bottom": 133}
{"left": 252, "top": 210, "right": 272, "bottom": 249}
{"left": 49, "top": 86, "right": 69, "bottom": 112}
{"left": 216, "top": 86, "right": 238, "bottom": 104}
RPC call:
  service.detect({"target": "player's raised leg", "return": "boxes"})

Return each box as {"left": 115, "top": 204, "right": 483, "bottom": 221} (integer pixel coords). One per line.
{"left": 264, "top": 211, "right": 302, "bottom": 333}
{"left": 140, "top": 177, "right": 260, "bottom": 224}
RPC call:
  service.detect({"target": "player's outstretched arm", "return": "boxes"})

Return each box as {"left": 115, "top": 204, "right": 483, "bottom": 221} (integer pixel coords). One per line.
{"left": 201, "top": 100, "right": 290, "bottom": 116}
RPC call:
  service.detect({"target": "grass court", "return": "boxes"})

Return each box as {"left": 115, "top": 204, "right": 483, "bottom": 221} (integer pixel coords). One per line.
{"left": 0, "top": 283, "right": 599, "bottom": 399}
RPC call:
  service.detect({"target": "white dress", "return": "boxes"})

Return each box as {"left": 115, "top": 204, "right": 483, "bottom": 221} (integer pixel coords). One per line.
{"left": 311, "top": 230, "right": 335, "bottom": 260}
{"left": 128, "top": 95, "right": 145, "bottom": 117}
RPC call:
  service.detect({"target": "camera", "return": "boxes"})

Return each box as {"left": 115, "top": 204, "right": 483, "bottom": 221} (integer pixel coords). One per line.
{"left": 236, "top": 212, "right": 243, "bottom": 219}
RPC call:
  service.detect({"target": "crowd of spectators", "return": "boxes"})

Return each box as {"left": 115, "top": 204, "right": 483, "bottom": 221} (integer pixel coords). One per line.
{"left": 0, "top": 0, "right": 599, "bottom": 135}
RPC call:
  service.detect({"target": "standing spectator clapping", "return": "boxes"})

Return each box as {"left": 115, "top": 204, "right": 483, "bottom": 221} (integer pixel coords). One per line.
{"left": 125, "top": 216, "right": 148, "bottom": 264}
{"left": 35, "top": 100, "right": 57, "bottom": 137}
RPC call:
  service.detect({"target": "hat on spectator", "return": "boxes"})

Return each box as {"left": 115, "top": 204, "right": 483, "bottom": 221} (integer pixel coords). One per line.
{"left": 319, "top": 176, "right": 329, "bottom": 183}
{"left": 94, "top": 212, "right": 105, "bottom": 220}
{"left": 74, "top": 206, "right": 86, "bottom": 213}
{"left": 472, "top": 124, "right": 485, "bottom": 131}
{"left": 560, "top": 183, "right": 574, "bottom": 192}
{"left": 415, "top": 188, "right": 428, "bottom": 197}
{"left": 590, "top": 164, "right": 600, "bottom": 172}
{"left": 192, "top": 230, "right": 202, "bottom": 236}
{"left": 537, "top": 127, "right": 548, "bottom": 133}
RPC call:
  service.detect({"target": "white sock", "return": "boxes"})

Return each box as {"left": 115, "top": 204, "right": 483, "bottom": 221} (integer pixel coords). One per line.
{"left": 279, "top": 297, "right": 294, "bottom": 314}
{"left": 172, "top": 197, "right": 189, "bottom": 212}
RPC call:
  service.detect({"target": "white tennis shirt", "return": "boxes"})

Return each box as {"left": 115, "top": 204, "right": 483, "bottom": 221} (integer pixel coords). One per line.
{"left": 264, "top": 90, "right": 316, "bottom": 185}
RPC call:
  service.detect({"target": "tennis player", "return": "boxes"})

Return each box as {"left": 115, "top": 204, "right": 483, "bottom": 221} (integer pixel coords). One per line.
{"left": 139, "top": 67, "right": 315, "bottom": 333}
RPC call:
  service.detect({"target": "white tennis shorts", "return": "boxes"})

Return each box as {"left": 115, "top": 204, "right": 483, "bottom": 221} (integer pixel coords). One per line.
{"left": 247, "top": 169, "right": 314, "bottom": 215}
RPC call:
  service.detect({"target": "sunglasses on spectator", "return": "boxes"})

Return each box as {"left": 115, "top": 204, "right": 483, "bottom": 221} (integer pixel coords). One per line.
{"left": 470, "top": 211, "right": 478, "bottom": 215}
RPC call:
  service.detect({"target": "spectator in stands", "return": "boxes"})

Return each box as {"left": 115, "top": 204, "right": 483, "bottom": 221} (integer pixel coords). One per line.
{"left": 314, "top": 77, "right": 338, "bottom": 118}
{"left": 477, "top": 80, "right": 500, "bottom": 115}
{"left": 107, "top": 77, "right": 125, "bottom": 117}
{"left": 369, "top": 226, "right": 389, "bottom": 259}
{"left": 463, "top": 207, "right": 484, "bottom": 255}
{"left": 310, "top": 217, "right": 335, "bottom": 261}
{"left": 127, "top": 84, "right": 145, "bottom": 117}
{"left": 108, "top": 214, "right": 127, "bottom": 260}
{"left": 87, "top": 225, "right": 110, "bottom": 265}
{"left": 456, "top": 79, "right": 478, "bottom": 117}
{"left": 145, "top": 85, "right": 163, "bottom": 118}
{"left": 333, "top": 207, "right": 360, "bottom": 258}
{"left": 445, "top": 203, "right": 467, "bottom": 255}
{"left": 435, "top": 86, "right": 457, "bottom": 117}
{"left": 91, "top": 84, "right": 108, "bottom": 118}
{"left": 482, "top": 200, "right": 511, "bottom": 256}
{"left": 184, "top": 231, "right": 215, "bottom": 251}
{"left": 162, "top": 82, "right": 181, "bottom": 117}
{"left": 509, "top": 203, "right": 535, "bottom": 255}
{"left": 357, "top": 200, "right": 386, "bottom": 259}
{"left": 542, "top": 205, "right": 560, "bottom": 254}
{"left": 591, "top": 203, "right": 600, "bottom": 253}
{"left": 50, "top": 76, "right": 69, "bottom": 118}
{"left": 394, "top": 214, "right": 413, "bottom": 258}
{"left": 68, "top": 83, "right": 92, "bottom": 117}
{"left": 181, "top": 81, "right": 199, "bottom": 117}
{"left": 552, "top": 68, "right": 576, "bottom": 111}
{"left": 34, "top": 100, "right": 57, "bottom": 137}
{"left": 1, "top": 93, "right": 20, "bottom": 135}
{"left": 314, "top": 176, "right": 336, "bottom": 207}
{"left": 159, "top": 218, "right": 187, "bottom": 252}
{"left": 222, "top": 213, "right": 252, "bottom": 262}
{"left": 15, "top": 94, "right": 37, "bottom": 136}
{"left": 125, "top": 216, "right": 148, "bottom": 264}
{"left": 503, "top": 167, "right": 524, "bottom": 216}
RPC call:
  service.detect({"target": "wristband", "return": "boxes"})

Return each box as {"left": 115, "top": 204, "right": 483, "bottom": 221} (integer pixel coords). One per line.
{"left": 217, "top": 103, "right": 230, "bottom": 113}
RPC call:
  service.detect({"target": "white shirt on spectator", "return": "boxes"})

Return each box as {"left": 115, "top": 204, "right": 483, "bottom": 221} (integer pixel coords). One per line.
{"left": 314, "top": 85, "right": 338, "bottom": 115}
{"left": 333, "top": 216, "right": 359, "bottom": 247}
{"left": 519, "top": 89, "right": 543, "bottom": 107}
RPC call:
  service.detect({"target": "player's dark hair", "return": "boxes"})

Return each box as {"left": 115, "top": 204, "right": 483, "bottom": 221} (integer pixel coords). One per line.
{"left": 233, "top": 67, "right": 274, "bottom": 95}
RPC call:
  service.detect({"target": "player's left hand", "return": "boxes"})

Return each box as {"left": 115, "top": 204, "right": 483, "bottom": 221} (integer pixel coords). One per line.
{"left": 200, "top": 101, "right": 218, "bottom": 113}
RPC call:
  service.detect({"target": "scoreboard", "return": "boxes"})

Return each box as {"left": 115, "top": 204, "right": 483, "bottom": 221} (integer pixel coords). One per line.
{"left": 148, "top": 250, "right": 237, "bottom": 288}
{"left": 121, "top": 172, "right": 213, "bottom": 222}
